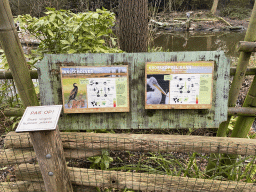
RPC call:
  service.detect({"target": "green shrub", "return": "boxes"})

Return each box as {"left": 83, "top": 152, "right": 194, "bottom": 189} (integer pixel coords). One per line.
{"left": 16, "top": 7, "right": 122, "bottom": 66}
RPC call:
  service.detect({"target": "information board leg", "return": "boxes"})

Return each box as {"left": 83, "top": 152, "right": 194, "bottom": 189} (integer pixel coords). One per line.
{"left": 29, "top": 126, "right": 73, "bottom": 192}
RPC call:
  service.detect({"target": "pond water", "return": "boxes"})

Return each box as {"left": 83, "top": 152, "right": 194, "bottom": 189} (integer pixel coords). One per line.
{"left": 152, "top": 31, "right": 246, "bottom": 58}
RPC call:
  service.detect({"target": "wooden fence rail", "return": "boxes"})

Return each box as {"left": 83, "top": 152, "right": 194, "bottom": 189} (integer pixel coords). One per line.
{"left": 4, "top": 107, "right": 256, "bottom": 118}
{"left": 0, "top": 181, "right": 30, "bottom": 192}
{"left": 11, "top": 163, "right": 255, "bottom": 192}
{"left": 0, "top": 148, "right": 101, "bottom": 165}
{"left": 0, "top": 70, "right": 38, "bottom": 79}
{"left": 1, "top": 67, "right": 256, "bottom": 80}
{"left": 2, "top": 163, "right": 255, "bottom": 192}
{"left": 2, "top": 132, "right": 256, "bottom": 159}
{"left": 2, "top": 132, "right": 256, "bottom": 191}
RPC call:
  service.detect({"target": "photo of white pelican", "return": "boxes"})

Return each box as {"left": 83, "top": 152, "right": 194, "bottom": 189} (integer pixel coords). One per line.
{"left": 146, "top": 76, "right": 169, "bottom": 104}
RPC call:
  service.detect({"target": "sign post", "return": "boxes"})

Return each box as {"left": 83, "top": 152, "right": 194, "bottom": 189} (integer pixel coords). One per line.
{"left": 16, "top": 105, "right": 73, "bottom": 192}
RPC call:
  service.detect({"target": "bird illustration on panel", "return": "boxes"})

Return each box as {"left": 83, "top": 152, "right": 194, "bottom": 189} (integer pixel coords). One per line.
{"left": 68, "top": 83, "right": 78, "bottom": 104}
{"left": 146, "top": 77, "right": 167, "bottom": 104}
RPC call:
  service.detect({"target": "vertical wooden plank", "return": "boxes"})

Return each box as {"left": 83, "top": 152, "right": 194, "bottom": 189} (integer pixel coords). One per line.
{"left": 37, "top": 55, "right": 55, "bottom": 106}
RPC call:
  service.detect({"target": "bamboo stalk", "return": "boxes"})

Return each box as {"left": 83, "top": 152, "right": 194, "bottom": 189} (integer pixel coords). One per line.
{"left": 4, "top": 132, "right": 256, "bottom": 156}
{"left": 0, "top": 0, "right": 39, "bottom": 107}
{"left": 0, "top": 70, "right": 38, "bottom": 79}
{"left": 16, "top": 164, "right": 256, "bottom": 192}
{"left": 230, "top": 67, "right": 256, "bottom": 76}
{"left": 237, "top": 41, "right": 256, "bottom": 52}
{"left": 217, "top": 16, "right": 232, "bottom": 27}
{"left": 3, "top": 105, "right": 256, "bottom": 118}
{"left": 217, "top": 5, "right": 256, "bottom": 175}
{"left": 228, "top": 107, "right": 256, "bottom": 116}
{"left": 0, "top": 66, "right": 250, "bottom": 85}
{"left": 231, "top": 75, "right": 256, "bottom": 137}
{"left": 207, "top": 2, "right": 256, "bottom": 176}
{"left": 217, "top": 1, "right": 256, "bottom": 137}
{"left": 0, "top": 67, "right": 255, "bottom": 82}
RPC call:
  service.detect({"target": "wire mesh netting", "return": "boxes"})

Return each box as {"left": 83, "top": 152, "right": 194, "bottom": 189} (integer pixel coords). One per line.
{"left": 1, "top": 131, "right": 256, "bottom": 192}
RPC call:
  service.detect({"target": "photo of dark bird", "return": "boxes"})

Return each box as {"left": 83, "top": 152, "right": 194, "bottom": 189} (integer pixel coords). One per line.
{"left": 147, "top": 77, "right": 167, "bottom": 104}
{"left": 67, "top": 83, "right": 78, "bottom": 104}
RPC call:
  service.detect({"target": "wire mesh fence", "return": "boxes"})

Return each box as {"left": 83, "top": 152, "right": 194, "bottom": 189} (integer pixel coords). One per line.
{"left": 1, "top": 131, "right": 256, "bottom": 192}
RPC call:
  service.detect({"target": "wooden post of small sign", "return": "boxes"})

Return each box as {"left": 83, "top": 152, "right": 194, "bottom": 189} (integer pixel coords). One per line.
{"left": 29, "top": 127, "right": 73, "bottom": 192}
{"left": 16, "top": 106, "right": 73, "bottom": 192}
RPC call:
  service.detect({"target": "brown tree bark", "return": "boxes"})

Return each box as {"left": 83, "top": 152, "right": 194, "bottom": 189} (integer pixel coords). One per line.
{"left": 118, "top": 0, "right": 148, "bottom": 52}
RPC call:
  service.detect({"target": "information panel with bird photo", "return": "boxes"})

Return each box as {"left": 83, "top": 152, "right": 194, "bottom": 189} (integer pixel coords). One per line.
{"left": 145, "top": 62, "right": 214, "bottom": 109}
{"left": 60, "top": 66, "right": 129, "bottom": 113}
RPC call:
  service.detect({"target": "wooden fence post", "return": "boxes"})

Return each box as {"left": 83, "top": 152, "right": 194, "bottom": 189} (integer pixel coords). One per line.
{"left": 29, "top": 126, "right": 73, "bottom": 192}
{"left": 0, "top": 0, "right": 73, "bottom": 191}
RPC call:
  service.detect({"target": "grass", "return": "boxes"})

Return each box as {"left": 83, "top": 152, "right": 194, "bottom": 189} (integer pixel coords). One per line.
{"left": 78, "top": 149, "right": 256, "bottom": 192}
{"left": 108, "top": 152, "right": 256, "bottom": 182}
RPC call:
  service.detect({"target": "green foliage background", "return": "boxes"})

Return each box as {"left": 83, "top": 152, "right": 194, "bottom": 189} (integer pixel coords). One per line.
{"left": 15, "top": 8, "right": 122, "bottom": 67}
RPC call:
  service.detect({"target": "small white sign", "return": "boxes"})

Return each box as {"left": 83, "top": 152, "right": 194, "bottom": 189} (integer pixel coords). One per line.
{"left": 16, "top": 105, "right": 62, "bottom": 132}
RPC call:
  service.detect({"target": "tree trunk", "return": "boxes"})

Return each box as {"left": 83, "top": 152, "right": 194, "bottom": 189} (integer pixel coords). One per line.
{"left": 118, "top": 0, "right": 148, "bottom": 52}
{"left": 211, "top": 0, "right": 219, "bottom": 15}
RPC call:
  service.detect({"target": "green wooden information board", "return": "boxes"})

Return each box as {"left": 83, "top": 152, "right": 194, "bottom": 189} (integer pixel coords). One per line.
{"left": 37, "top": 51, "right": 230, "bottom": 130}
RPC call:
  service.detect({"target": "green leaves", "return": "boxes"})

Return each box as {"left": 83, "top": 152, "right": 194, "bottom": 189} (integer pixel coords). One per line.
{"left": 60, "top": 40, "right": 70, "bottom": 45}
{"left": 67, "top": 49, "right": 76, "bottom": 54}
{"left": 88, "top": 149, "right": 113, "bottom": 170}
{"left": 47, "top": 29, "right": 54, "bottom": 37}
{"left": 15, "top": 7, "right": 122, "bottom": 62}
{"left": 9, "top": 7, "right": 122, "bottom": 68}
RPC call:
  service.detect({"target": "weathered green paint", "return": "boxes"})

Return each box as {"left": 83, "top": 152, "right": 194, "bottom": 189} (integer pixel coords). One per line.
{"left": 37, "top": 51, "right": 229, "bottom": 130}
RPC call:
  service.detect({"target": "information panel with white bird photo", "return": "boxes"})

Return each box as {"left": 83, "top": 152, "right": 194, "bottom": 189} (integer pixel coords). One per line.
{"left": 60, "top": 66, "right": 129, "bottom": 113}
{"left": 145, "top": 62, "right": 214, "bottom": 109}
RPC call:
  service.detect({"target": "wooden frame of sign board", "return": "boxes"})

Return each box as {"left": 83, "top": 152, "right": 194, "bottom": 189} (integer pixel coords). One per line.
{"left": 37, "top": 52, "right": 229, "bottom": 129}
{"left": 145, "top": 61, "right": 214, "bottom": 109}
{"left": 60, "top": 66, "right": 129, "bottom": 113}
